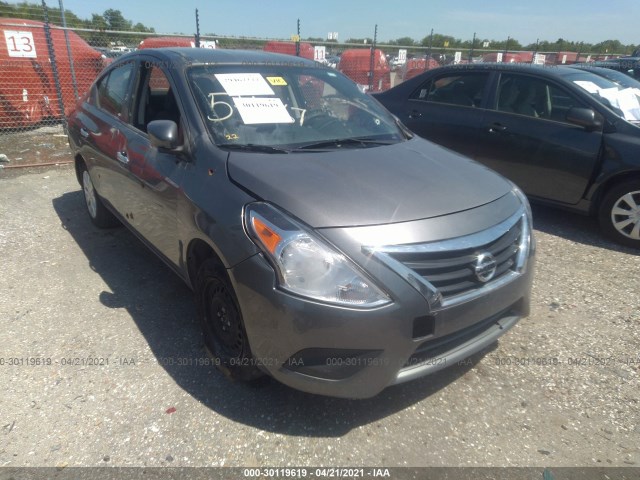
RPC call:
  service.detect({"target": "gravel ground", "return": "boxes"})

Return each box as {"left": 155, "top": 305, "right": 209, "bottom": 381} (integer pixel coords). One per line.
{"left": 0, "top": 125, "right": 71, "bottom": 168}
{"left": 0, "top": 166, "right": 639, "bottom": 471}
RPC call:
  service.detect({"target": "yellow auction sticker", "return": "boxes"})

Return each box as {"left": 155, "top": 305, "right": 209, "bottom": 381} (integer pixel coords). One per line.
{"left": 266, "top": 76, "right": 288, "bottom": 86}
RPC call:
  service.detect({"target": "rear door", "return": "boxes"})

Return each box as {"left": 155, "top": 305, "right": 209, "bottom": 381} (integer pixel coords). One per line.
{"left": 76, "top": 61, "right": 136, "bottom": 215}
{"left": 399, "top": 71, "right": 490, "bottom": 158}
{"left": 474, "top": 73, "right": 603, "bottom": 205}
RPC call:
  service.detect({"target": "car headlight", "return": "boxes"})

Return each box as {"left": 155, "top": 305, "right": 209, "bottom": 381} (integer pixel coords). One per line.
{"left": 245, "top": 202, "right": 391, "bottom": 308}
{"left": 511, "top": 183, "right": 532, "bottom": 226}
{"left": 510, "top": 183, "right": 535, "bottom": 270}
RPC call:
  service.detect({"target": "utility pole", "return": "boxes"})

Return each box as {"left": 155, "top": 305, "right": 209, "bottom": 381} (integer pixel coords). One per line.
{"left": 428, "top": 28, "right": 433, "bottom": 59}
{"left": 41, "top": 0, "right": 66, "bottom": 130}
{"left": 194, "top": 9, "right": 200, "bottom": 48}
{"left": 295, "top": 18, "right": 300, "bottom": 56}
{"left": 469, "top": 31, "right": 476, "bottom": 63}
{"left": 58, "top": 0, "right": 78, "bottom": 99}
{"left": 369, "top": 24, "right": 378, "bottom": 92}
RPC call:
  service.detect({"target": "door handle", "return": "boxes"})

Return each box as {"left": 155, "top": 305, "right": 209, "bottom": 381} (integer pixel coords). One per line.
{"left": 80, "top": 127, "right": 90, "bottom": 138}
{"left": 408, "top": 110, "right": 422, "bottom": 119}
{"left": 488, "top": 123, "right": 507, "bottom": 133}
{"left": 116, "top": 151, "right": 129, "bottom": 165}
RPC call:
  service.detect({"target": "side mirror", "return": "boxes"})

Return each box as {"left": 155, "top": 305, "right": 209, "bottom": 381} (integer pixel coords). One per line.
{"left": 566, "top": 107, "right": 603, "bottom": 131}
{"left": 148, "top": 120, "right": 180, "bottom": 150}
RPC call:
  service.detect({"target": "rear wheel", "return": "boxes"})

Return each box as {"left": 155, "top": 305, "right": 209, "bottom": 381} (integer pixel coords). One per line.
{"left": 79, "top": 163, "right": 119, "bottom": 228}
{"left": 598, "top": 180, "right": 640, "bottom": 249}
{"left": 196, "top": 259, "right": 263, "bottom": 381}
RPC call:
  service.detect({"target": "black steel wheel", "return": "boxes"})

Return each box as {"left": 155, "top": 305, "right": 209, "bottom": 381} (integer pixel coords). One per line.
{"left": 196, "top": 259, "right": 263, "bottom": 381}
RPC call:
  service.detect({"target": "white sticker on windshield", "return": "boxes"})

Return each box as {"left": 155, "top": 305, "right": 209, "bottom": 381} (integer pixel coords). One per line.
{"left": 616, "top": 88, "right": 640, "bottom": 121}
{"left": 596, "top": 87, "right": 640, "bottom": 121}
{"left": 233, "top": 97, "right": 294, "bottom": 124}
{"left": 596, "top": 87, "right": 623, "bottom": 115}
{"left": 574, "top": 80, "right": 600, "bottom": 94}
{"left": 215, "top": 73, "right": 275, "bottom": 96}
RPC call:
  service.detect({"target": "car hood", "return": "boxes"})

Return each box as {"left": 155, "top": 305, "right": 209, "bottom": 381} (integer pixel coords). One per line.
{"left": 227, "top": 137, "right": 512, "bottom": 228}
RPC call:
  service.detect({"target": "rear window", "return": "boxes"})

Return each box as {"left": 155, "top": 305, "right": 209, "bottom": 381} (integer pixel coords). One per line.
{"left": 96, "top": 63, "right": 134, "bottom": 117}
{"left": 411, "top": 72, "right": 489, "bottom": 108}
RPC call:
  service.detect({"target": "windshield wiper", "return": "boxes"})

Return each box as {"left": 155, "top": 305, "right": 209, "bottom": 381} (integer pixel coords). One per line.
{"left": 217, "top": 143, "right": 290, "bottom": 154}
{"left": 293, "top": 137, "right": 398, "bottom": 151}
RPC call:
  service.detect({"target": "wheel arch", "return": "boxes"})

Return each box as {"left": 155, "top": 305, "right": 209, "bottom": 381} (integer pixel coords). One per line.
{"left": 591, "top": 171, "right": 640, "bottom": 214}
{"left": 186, "top": 238, "right": 227, "bottom": 290}
{"left": 74, "top": 153, "right": 86, "bottom": 186}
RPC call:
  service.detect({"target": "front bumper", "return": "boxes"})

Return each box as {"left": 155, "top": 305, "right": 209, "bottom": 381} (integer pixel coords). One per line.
{"left": 229, "top": 242, "right": 534, "bottom": 399}
{"left": 228, "top": 190, "right": 534, "bottom": 399}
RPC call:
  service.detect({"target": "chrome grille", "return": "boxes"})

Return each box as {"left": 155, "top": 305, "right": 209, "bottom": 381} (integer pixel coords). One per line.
{"left": 387, "top": 219, "right": 522, "bottom": 298}
{"left": 363, "top": 208, "right": 530, "bottom": 309}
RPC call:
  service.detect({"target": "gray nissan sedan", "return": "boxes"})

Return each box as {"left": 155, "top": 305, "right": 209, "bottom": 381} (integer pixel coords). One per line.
{"left": 67, "top": 48, "right": 535, "bottom": 398}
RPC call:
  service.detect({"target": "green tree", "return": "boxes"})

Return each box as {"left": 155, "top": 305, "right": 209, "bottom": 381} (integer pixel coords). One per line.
{"left": 132, "top": 22, "right": 154, "bottom": 33}
{"left": 388, "top": 36, "right": 416, "bottom": 46}
{"left": 592, "top": 39, "right": 624, "bottom": 54}
{"left": 89, "top": 13, "right": 108, "bottom": 30}
{"left": 486, "top": 38, "right": 523, "bottom": 51}
{"left": 420, "top": 33, "right": 459, "bottom": 48}
{"left": 103, "top": 9, "right": 131, "bottom": 31}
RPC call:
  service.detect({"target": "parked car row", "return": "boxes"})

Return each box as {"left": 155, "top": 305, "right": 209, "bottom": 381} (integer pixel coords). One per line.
{"left": 11, "top": 24, "right": 633, "bottom": 398}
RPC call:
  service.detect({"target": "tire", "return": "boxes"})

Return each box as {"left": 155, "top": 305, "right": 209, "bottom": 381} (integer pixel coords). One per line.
{"left": 79, "top": 163, "right": 120, "bottom": 228}
{"left": 196, "top": 259, "right": 263, "bottom": 381}
{"left": 598, "top": 180, "right": 640, "bottom": 249}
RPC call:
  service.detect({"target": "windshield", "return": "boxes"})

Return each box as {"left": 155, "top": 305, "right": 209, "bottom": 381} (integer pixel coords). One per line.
{"left": 568, "top": 71, "right": 640, "bottom": 123}
{"left": 590, "top": 68, "right": 640, "bottom": 89}
{"left": 187, "top": 64, "right": 406, "bottom": 150}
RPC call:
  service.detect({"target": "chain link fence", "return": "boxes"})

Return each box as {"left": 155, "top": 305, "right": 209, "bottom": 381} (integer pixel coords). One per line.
{"left": 0, "top": 1, "right": 632, "bottom": 167}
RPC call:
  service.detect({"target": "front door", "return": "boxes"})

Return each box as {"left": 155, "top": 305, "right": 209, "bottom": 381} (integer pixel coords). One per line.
{"left": 474, "top": 73, "right": 603, "bottom": 205}
{"left": 401, "top": 71, "right": 491, "bottom": 158}
{"left": 119, "top": 62, "right": 187, "bottom": 266}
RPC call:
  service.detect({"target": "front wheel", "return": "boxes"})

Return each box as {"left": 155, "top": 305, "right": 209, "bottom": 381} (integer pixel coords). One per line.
{"left": 598, "top": 180, "right": 640, "bottom": 248}
{"left": 79, "top": 163, "right": 119, "bottom": 228}
{"left": 196, "top": 259, "right": 263, "bottom": 381}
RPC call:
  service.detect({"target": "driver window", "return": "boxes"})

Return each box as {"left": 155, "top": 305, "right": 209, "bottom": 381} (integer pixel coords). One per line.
{"left": 96, "top": 62, "right": 134, "bottom": 118}
{"left": 410, "top": 73, "right": 489, "bottom": 107}
{"left": 134, "top": 65, "right": 181, "bottom": 134}
{"left": 496, "top": 74, "right": 588, "bottom": 123}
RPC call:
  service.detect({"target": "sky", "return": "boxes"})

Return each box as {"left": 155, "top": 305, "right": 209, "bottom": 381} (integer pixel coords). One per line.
{"left": 56, "top": 0, "right": 639, "bottom": 46}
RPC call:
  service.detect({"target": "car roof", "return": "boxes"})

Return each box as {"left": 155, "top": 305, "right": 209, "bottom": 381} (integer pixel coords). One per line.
{"left": 433, "top": 63, "right": 607, "bottom": 80}
{"left": 602, "top": 57, "right": 640, "bottom": 62}
{"left": 120, "top": 47, "right": 319, "bottom": 68}
{"left": 581, "top": 58, "right": 639, "bottom": 67}
{"left": 442, "top": 62, "right": 570, "bottom": 76}
{"left": 567, "top": 64, "right": 640, "bottom": 87}
{"left": 569, "top": 64, "right": 628, "bottom": 75}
